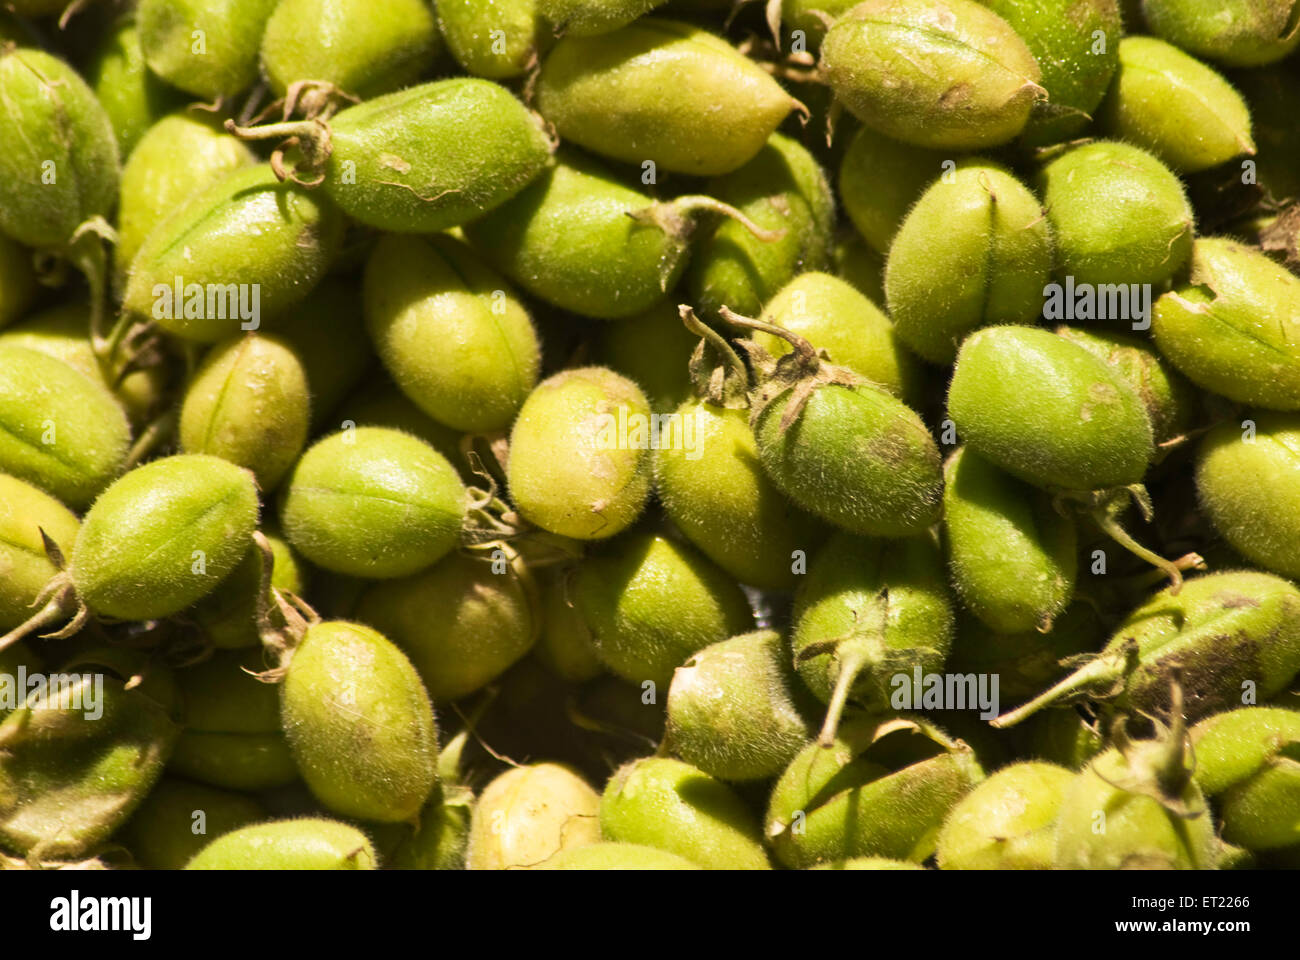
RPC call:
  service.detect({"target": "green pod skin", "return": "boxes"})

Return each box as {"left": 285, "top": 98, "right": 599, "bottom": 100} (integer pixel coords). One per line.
{"left": 273, "top": 277, "right": 372, "bottom": 430}
{"left": 832, "top": 231, "right": 886, "bottom": 306}
{"left": 793, "top": 532, "right": 953, "bottom": 721}
{"left": 1053, "top": 743, "right": 1217, "bottom": 869}
{"left": 950, "top": 603, "right": 1101, "bottom": 702}
{"left": 85, "top": 16, "right": 186, "bottom": 160}
{"left": 656, "top": 401, "right": 824, "bottom": 591}
{"left": 363, "top": 234, "right": 540, "bottom": 433}
{"left": 812, "top": 857, "right": 926, "bottom": 870}
{"left": 1100, "top": 37, "right": 1255, "bottom": 174}
{"left": 123, "top": 164, "right": 344, "bottom": 343}
{"left": 463, "top": 150, "right": 688, "bottom": 320}
{"left": 355, "top": 551, "right": 534, "bottom": 701}
{"left": 114, "top": 112, "right": 256, "bottom": 290}
{"left": 947, "top": 326, "right": 1156, "bottom": 491}
{"left": 1141, "top": 0, "right": 1300, "bottom": 67}
{"left": 0, "top": 345, "right": 131, "bottom": 510}
{"left": 1036, "top": 140, "right": 1194, "bottom": 288}
{"left": 167, "top": 648, "right": 298, "bottom": 791}
{"left": 338, "top": 380, "right": 468, "bottom": 478}
{"left": 666, "top": 630, "right": 812, "bottom": 782}
{"left": 539, "top": 0, "right": 665, "bottom": 34}
{"left": 689, "top": 133, "right": 835, "bottom": 320}
{"left": 279, "top": 426, "right": 466, "bottom": 579}
{"left": 179, "top": 333, "right": 311, "bottom": 492}
{"left": 387, "top": 789, "right": 473, "bottom": 869}
{"left": 936, "top": 761, "right": 1073, "bottom": 869}
{"left": 506, "top": 367, "right": 652, "bottom": 539}
{"left": 600, "top": 757, "right": 771, "bottom": 869}
{"left": 943, "top": 447, "right": 1078, "bottom": 634}
{"left": 1234, "top": 67, "right": 1300, "bottom": 203}
{"left": 885, "top": 161, "right": 1053, "bottom": 365}
{"left": 0, "top": 234, "right": 37, "bottom": 331}
{"left": 259, "top": 0, "right": 440, "bottom": 98}
{"left": 137, "top": 0, "right": 279, "bottom": 99}
{"left": 466, "top": 763, "right": 602, "bottom": 869}
{"left": 837, "top": 126, "right": 954, "bottom": 255}
{"left": 535, "top": 19, "right": 795, "bottom": 176}
{"left": 439, "top": 0, "right": 550, "bottom": 79}
{"left": 778, "top": 0, "right": 863, "bottom": 48}
{"left": 281, "top": 620, "right": 438, "bottom": 823}
{"left": 754, "top": 380, "right": 943, "bottom": 537}
{"left": 593, "top": 301, "right": 696, "bottom": 413}
{"left": 0, "top": 301, "right": 168, "bottom": 426}
{"left": 540, "top": 842, "right": 700, "bottom": 869}
{"left": 574, "top": 531, "right": 753, "bottom": 691}
{"left": 72, "top": 455, "right": 259, "bottom": 620}
{"left": 0, "top": 473, "right": 79, "bottom": 632}
{"left": 1152, "top": 238, "right": 1300, "bottom": 411}
{"left": 820, "top": 0, "right": 1044, "bottom": 150}
{"left": 1192, "top": 707, "right": 1300, "bottom": 852}
{"left": 191, "top": 528, "right": 307, "bottom": 649}
{"left": 119, "top": 778, "right": 267, "bottom": 870}
{"left": 185, "top": 818, "right": 377, "bottom": 869}
{"left": 320, "top": 78, "right": 551, "bottom": 233}
{"left": 1020, "top": 706, "right": 1105, "bottom": 769}
{"left": 535, "top": 571, "right": 603, "bottom": 684}
{"left": 0, "top": 649, "right": 181, "bottom": 860}
{"left": 755, "top": 272, "right": 920, "bottom": 402}
{"left": 1054, "top": 325, "right": 1198, "bottom": 447}
{"left": 0, "top": 642, "right": 42, "bottom": 722}
{"left": 0, "top": 47, "right": 119, "bottom": 252}
{"left": 766, "top": 716, "right": 985, "bottom": 868}
{"left": 1196, "top": 413, "right": 1300, "bottom": 579}
{"left": 981, "top": 0, "right": 1121, "bottom": 147}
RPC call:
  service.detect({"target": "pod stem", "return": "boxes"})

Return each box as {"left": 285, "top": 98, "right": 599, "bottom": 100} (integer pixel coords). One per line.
{"left": 667, "top": 195, "right": 786, "bottom": 243}
{"left": 1155, "top": 666, "right": 1193, "bottom": 798}
{"left": 223, "top": 116, "right": 333, "bottom": 187}
{"left": 0, "top": 580, "right": 78, "bottom": 655}
{"left": 819, "top": 645, "right": 869, "bottom": 748}
{"left": 718, "top": 306, "right": 819, "bottom": 368}
{"left": 1091, "top": 508, "right": 1187, "bottom": 595}
{"left": 991, "top": 639, "right": 1140, "bottom": 729}
{"left": 123, "top": 408, "right": 178, "bottom": 471}
{"left": 680, "top": 304, "right": 751, "bottom": 407}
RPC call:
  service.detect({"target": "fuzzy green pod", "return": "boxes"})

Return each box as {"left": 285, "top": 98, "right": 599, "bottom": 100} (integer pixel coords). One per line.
{"left": 656, "top": 401, "right": 823, "bottom": 592}
{"left": 766, "top": 716, "right": 985, "bottom": 868}
{"left": 0, "top": 47, "right": 119, "bottom": 254}
{"left": 1100, "top": 37, "right": 1254, "bottom": 174}
{"left": 138, "top": 0, "right": 279, "bottom": 99}
{"left": 948, "top": 326, "right": 1155, "bottom": 491}
{"left": 535, "top": 571, "right": 603, "bottom": 683}
{"left": 1036, "top": 140, "right": 1194, "bottom": 288}
{"left": 114, "top": 112, "right": 256, "bottom": 289}
{"left": 753, "top": 377, "right": 943, "bottom": 538}
{"left": 179, "top": 333, "right": 310, "bottom": 492}
{"left": 950, "top": 603, "right": 1101, "bottom": 701}
{"left": 0, "top": 344, "right": 130, "bottom": 510}
{"left": 980, "top": 0, "right": 1122, "bottom": 146}
{"left": 666, "top": 630, "right": 812, "bottom": 782}
{"left": 793, "top": 532, "right": 953, "bottom": 741}
{"left": 1141, "top": 0, "right": 1300, "bottom": 67}
{"left": 754, "top": 272, "right": 919, "bottom": 401}
{"left": 885, "top": 161, "right": 1053, "bottom": 364}
{"left": 1054, "top": 325, "right": 1198, "bottom": 446}
{"left": 1152, "top": 238, "right": 1300, "bottom": 411}
{"left": 123, "top": 164, "right": 344, "bottom": 343}
{"left": 813, "top": 857, "right": 926, "bottom": 870}
{"left": 259, "top": 0, "right": 440, "bottom": 98}
{"left": 463, "top": 150, "right": 689, "bottom": 320}
{"left": 0, "top": 473, "right": 79, "bottom": 632}
{"left": 1196, "top": 413, "right": 1300, "bottom": 579}
{"left": 0, "top": 649, "right": 180, "bottom": 860}
{"left": 279, "top": 427, "right": 466, "bottom": 579}
{"left": 281, "top": 620, "right": 438, "bottom": 823}
{"left": 338, "top": 380, "right": 468, "bottom": 477}
{"left": 0, "top": 234, "right": 37, "bottom": 331}
{"left": 535, "top": 19, "right": 795, "bottom": 176}
{"left": 574, "top": 531, "right": 753, "bottom": 691}
{"left": 191, "top": 528, "right": 307, "bottom": 649}
{"left": 439, "top": 0, "right": 550, "bottom": 78}
{"left": 71, "top": 455, "right": 259, "bottom": 620}
{"left": 541, "top": 842, "right": 700, "bottom": 869}
{"left": 820, "top": 0, "right": 1044, "bottom": 150}
{"left": 1191, "top": 707, "right": 1300, "bottom": 852}
{"left": 466, "top": 763, "right": 602, "bottom": 869}
{"left": 274, "top": 278, "right": 372, "bottom": 430}
{"left": 506, "top": 367, "right": 652, "bottom": 540}
{"left": 539, "top": 0, "right": 665, "bottom": 34}
{"left": 936, "top": 761, "right": 1073, "bottom": 869}
{"left": 120, "top": 778, "right": 267, "bottom": 870}
{"left": 837, "top": 127, "right": 953, "bottom": 254}
{"left": 356, "top": 551, "right": 534, "bottom": 701}
{"left": 363, "top": 234, "right": 540, "bottom": 433}
{"left": 943, "top": 447, "right": 1077, "bottom": 634}
{"left": 86, "top": 16, "right": 185, "bottom": 160}
{"left": 594, "top": 301, "right": 697, "bottom": 413}
{"left": 185, "top": 818, "right": 377, "bottom": 869}
{"left": 167, "top": 649, "right": 298, "bottom": 790}
{"left": 689, "top": 133, "right": 835, "bottom": 320}
{"left": 600, "top": 757, "right": 770, "bottom": 869}
{"left": 833, "top": 231, "right": 886, "bottom": 305}
{"left": 777, "top": 0, "right": 862, "bottom": 48}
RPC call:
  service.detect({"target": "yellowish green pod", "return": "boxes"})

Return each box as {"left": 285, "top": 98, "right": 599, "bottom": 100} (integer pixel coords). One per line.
{"left": 539, "top": 0, "right": 665, "bottom": 34}
{"left": 837, "top": 127, "right": 954, "bottom": 254}
{"left": 191, "top": 528, "right": 307, "bottom": 649}
{"left": 0, "top": 234, "right": 37, "bottom": 331}
{"left": 466, "top": 763, "right": 602, "bottom": 869}
{"left": 185, "top": 818, "right": 377, "bottom": 869}
{"left": 273, "top": 277, "right": 372, "bottom": 430}
{"left": 936, "top": 761, "right": 1073, "bottom": 869}
{"left": 120, "top": 777, "right": 267, "bottom": 870}
{"left": 439, "top": 0, "right": 550, "bottom": 78}
{"left": 0, "top": 473, "right": 79, "bottom": 633}
{"left": 86, "top": 15, "right": 185, "bottom": 159}
{"left": 594, "top": 301, "right": 697, "bottom": 413}
{"left": 1141, "top": 0, "right": 1300, "bottom": 67}
{"left": 540, "top": 842, "right": 701, "bottom": 869}
{"left": 337, "top": 379, "right": 468, "bottom": 478}
{"left": 832, "top": 230, "right": 886, "bottom": 305}
{"left": 138, "top": 0, "right": 279, "bottom": 100}
{"left": 535, "top": 571, "right": 603, "bottom": 683}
